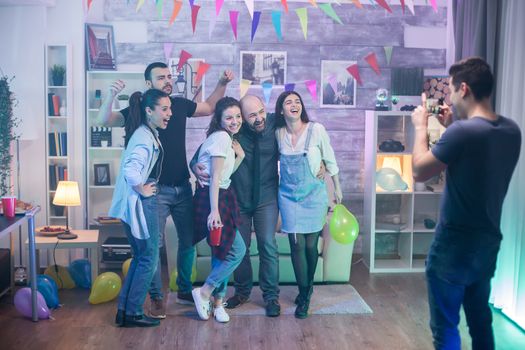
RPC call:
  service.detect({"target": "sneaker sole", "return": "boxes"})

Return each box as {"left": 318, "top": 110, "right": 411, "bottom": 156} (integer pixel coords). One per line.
{"left": 149, "top": 314, "right": 166, "bottom": 319}
{"left": 192, "top": 289, "right": 210, "bottom": 321}
{"left": 225, "top": 299, "right": 250, "bottom": 309}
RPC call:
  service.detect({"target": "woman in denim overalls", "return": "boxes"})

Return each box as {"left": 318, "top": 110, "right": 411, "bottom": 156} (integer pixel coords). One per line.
{"left": 275, "top": 91, "right": 343, "bottom": 319}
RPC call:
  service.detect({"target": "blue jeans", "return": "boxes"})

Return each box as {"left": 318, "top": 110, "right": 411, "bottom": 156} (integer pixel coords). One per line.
{"left": 234, "top": 200, "right": 280, "bottom": 302}
{"left": 426, "top": 270, "right": 494, "bottom": 350}
{"left": 206, "top": 231, "right": 246, "bottom": 299}
{"left": 118, "top": 195, "right": 160, "bottom": 316}
{"left": 150, "top": 181, "right": 195, "bottom": 297}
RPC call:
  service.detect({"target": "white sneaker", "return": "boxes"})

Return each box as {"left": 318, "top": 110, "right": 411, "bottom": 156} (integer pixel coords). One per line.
{"left": 192, "top": 288, "right": 211, "bottom": 321}
{"left": 213, "top": 304, "right": 230, "bottom": 323}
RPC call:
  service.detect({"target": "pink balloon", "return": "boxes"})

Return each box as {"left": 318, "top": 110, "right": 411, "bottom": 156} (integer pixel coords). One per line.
{"left": 14, "top": 287, "right": 51, "bottom": 319}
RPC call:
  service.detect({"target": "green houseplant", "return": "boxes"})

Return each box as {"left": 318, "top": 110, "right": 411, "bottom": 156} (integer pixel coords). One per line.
{"left": 51, "top": 64, "right": 66, "bottom": 86}
{"left": 0, "top": 74, "right": 19, "bottom": 196}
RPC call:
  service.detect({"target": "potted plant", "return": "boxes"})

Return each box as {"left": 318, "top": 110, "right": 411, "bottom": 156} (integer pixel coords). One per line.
{"left": 51, "top": 64, "right": 66, "bottom": 86}
{"left": 0, "top": 74, "right": 19, "bottom": 196}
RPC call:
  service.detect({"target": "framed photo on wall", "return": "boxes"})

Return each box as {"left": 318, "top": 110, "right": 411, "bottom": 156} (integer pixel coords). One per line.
{"left": 94, "top": 164, "right": 111, "bottom": 186}
{"left": 85, "top": 23, "right": 117, "bottom": 70}
{"left": 320, "top": 60, "right": 357, "bottom": 108}
{"left": 240, "top": 51, "right": 287, "bottom": 87}
{"left": 167, "top": 57, "right": 206, "bottom": 102}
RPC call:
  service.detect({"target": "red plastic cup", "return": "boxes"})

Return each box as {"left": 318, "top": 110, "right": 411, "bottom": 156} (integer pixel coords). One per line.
{"left": 209, "top": 226, "right": 222, "bottom": 246}
{"left": 2, "top": 196, "right": 17, "bottom": 218}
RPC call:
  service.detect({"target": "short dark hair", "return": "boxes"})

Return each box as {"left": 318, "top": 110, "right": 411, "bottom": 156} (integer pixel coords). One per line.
{"left": 144, "top": 62, "right": 168, "bottom": 82}
{"left": 275, "top": 91, "right": 310, "bottom": 128}
{"left": 206, "top": 96, "right": 241, "bottom": 137}
{"left": 448, "top": 57, "right": 493, "bottom": 101}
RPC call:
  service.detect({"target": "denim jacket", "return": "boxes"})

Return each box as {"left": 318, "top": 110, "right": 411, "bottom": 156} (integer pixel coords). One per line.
{"left": 109, "top": 125, "right": 160, "bottom": 239}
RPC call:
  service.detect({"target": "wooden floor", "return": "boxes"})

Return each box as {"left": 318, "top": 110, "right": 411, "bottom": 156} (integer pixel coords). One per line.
{"left": 1, "top": 258, "right": 523, "bottom": 350}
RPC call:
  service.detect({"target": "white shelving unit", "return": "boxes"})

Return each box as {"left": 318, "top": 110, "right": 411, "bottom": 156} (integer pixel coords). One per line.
{"left": 44, "top": 44, "right": 72, "bottom": 225}
{"left": 363, "top": 110, "right": 445, "bottom": 273}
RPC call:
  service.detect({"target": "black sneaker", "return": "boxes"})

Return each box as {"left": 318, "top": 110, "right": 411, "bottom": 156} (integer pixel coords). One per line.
{"left": 265, "top": 299, "right": 281, "bottom": 317}
{"left": 176, "top": 292, "right": 194, "bottom": 305}
{"left": 225, "top": 294, "right": 250, "bottom": 309}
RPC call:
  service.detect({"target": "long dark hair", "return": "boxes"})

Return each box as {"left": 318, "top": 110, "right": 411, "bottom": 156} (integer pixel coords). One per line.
{"left": 206, "top": 96, "right": 241, "bottom": 137}
{"left": 275, "top": 91, "right": 310, "bottom": 128}
{"left": 125, "top": 89, "right": 169, "bottom": 147}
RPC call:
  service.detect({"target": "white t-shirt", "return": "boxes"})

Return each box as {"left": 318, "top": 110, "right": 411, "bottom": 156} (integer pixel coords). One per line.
{"left": 197, "top": 130, "right": 235, "bottom": 189}
{"left": 276, "top": 122, "right": 339, "bottom": 176}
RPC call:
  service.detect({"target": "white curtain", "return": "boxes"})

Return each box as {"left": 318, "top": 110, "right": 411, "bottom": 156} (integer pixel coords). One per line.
{"left": 490, "top": 0, "right": 525, "bottom": 331}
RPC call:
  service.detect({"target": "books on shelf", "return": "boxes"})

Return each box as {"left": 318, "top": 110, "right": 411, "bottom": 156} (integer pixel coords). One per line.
{"left": 48, "top": 164, "right": 68, "bottom": 190}
{"left": 47, "top": 93, "right": 63, "bottom": 116}
{"left": 48, "top": 132, "right": 67, "bottom": 156}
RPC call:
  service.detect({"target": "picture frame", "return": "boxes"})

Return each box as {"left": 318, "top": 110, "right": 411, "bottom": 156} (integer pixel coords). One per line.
{"left": 240, "top": 51, "right": 287, "bottom": 87}
{"left": 85, "top": 23, "right": 117, "bottom": 70}
{"left": 320, "top": 60, "right": 357, "bottom": 108}
{"left": 168, "top": 57, "right": 206, "bottom": 102}
{"left": 94, "top": 164, "right": 111, "bottom": 186}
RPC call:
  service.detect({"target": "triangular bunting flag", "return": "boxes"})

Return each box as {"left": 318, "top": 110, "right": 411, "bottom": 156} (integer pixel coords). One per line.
{"left": 400, "top": 0, "right": 406, "bottom": 15}
{"left": 430, "top": 0, "right": 438, "bottom": 13}
{"left": 318, "top": 3, "right": 343, "bottom": 24}
{"left": 384, "top": 46, "right": 393, "bottom": 65}
{"left": 365, "top": 52, "right": 381, "bottom": 75}
{"left": 87, "top": 0, "right": 93, "bottom": 11}
{"left": 163, "top": 43, "right": 174, "bottom": 63}
{"left": 295, "top": 8, "right": 308, "bottom": 40}
{"left": 281, "top": 0, "right": 289, "bottom": 13}
{"left": 352, "top": 0, "right": 363, "bottom": 8}
{"left": 177, "top": 50, "right": 192, "bottom": 72}
{"left": 262, "top": 82, "right": 273, "bottom": 105}
{"left": 189, "top": 0, "right": 194, "bottom": 6}
{"left": 191, "top": 5, "right": 200, "bottom": 34}
{"left": 405, "top": 0, "right": 415, "bottom": 15}
{"left": 308, "top": 0, "right": 317, "bottom": 7}
{"left": 251, "top": 11, "right": 262, "bottom": 43}
{"left": 305, "top": 80, "right": 317, "bottom": 102}
{"left": 215, "top": 0, "right": 224, "bottom": 16}
{"left": 195, "top": 62, "right": 211, "bottom": 86}
{"left": 346, "top": 64, "right": 363, "bottom": 86}
{"left": 285, "top": 83, "right": 295, "bottom": 92}
{"left": 375, "top": 0, "right": 393, "bottom": 13}
{"left": 169, "top": 0, "right": 183, "bottom": 26}
{"left": 244, "top": 0, "right": 254, "bottom": 19}
{"left": 271, "top": 10, "right": 283, "bottom": 41}
{"left": 240, "top": 79, "right": 252, "bottom": 98}
{"left": 229, "top": 11, "right": 239, "bottom": 40}
{"left": 327, "top": 73, "right": 338, "bottom": 95}
{"left": 156, "top": 0, "right": 164, "bottom": 18}
{"left": 136, "top": 0, "right": 145, "bottom": 12}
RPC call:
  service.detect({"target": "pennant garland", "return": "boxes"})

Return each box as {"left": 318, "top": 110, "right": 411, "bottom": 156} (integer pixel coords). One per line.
{"left": 318, "top": 3, "right": 343, "bottom": 25}
{"left": 163, "top": 43, "right": 174, "bottom": 63}
{"left": 400, "top": 0, "right": 406, "bottom": 15}
{"left": 405, "top": 0, "right": 415, "bottom": 15}
{"left": 375, "top": 0, "right": 393, "bottom": 13}
{"left": 229, "top": 11, "right": 239, "bottom": 40}
{"left": 365, "top": 52, "right": 381, "bottom": 75}
{"left": 87, "top": 0, "right": 93, "bottom": 11}
{"left": 384, "top": 46, "right": 393, "bottom": 65}
{"left": 189, "top": 0, "right": 194, "bottom": 7}
{"left": 156, "top": 0, "right": 164, "bottom": 18}
{"left": 281, "top": 0, "right": 289, "bottom": 13}
{"left": 429, "top": 0, "right": 438, "bottom": 13}
{"left": 136, "top": 0, "right": 145, "bottom": 12}
{"left": 169, "top": 0, "right": 183, "bottom": 26}
{"left": 195, "top": 62, "right": 211, "bottom": 86}
{"left": 240, "top": 79, "right": 252, "bottom": 98}
{"left": 215, "top": 0, "right": 224, "bottom": 16}
{"left": 346, "top": 64, "right": 363, "bottom": 86}
{"left": 271, "top": 10, "right": 283, "bottom": 41}
{"left": 352, "top": 0, "right": 363, "bottom": 8}
{"left": 177, "top": 50, "right": 192, "bottom": 72}
{"left": 308, "top": 0, "right": 317, "bottom": 7}
{"left": 305, "top": 80, "right": 317, "bottom": 102}
{"left": 295, "top": 8, "right": 308, "bottom": 40}
{"left": 262, "top": 82, "right": 273, "bottom": 105}
{"left": 251, "top": 11, "right": 262, "bottom": 43}
{"left": 285, "top": 83, "right": 295, "bottom": 92}
{"left": 191, "top": 5, "right": 200, "bottom": 34}
{"left": 244, "top": 0, "right": 254, "bottom": 19}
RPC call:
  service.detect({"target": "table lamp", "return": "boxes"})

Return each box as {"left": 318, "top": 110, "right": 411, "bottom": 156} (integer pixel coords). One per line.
{"left": 52, "top": 181, "right": 81, "bottom": 239}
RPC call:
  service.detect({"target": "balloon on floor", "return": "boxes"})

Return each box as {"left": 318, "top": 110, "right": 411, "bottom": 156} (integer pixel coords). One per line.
{"left": 68, "top": 259, "right": 92, "bottom": 289}
{"left": 122, "top": 258, "right": 132, "bottom": 278}
{"left": 29, "top": 274, "right": 60, "bottom": 309}
{"left": 44, "top": 265, "right": 76, "bottom": 289}
{"left": 169, "top": 266, "right": 197, "bottom": 292}
{"left": 89, "top": 272, "right": 122, "bottom": 304}
{"left": 14, "top": 287, "right": 51, "bottom": 319}
{"left": 329, "top": 204, "right": 360, "bottom": 245}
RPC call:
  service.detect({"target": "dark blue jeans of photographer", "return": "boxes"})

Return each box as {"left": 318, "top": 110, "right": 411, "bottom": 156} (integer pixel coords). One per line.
{"left": 118, "top": 193, "right": 160, "bottom": 316}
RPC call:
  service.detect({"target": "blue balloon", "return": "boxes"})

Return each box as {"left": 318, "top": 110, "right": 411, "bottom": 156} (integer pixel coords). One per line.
{"left": 29, "top": 274, "right": 60, "bottom": 309}
{"left": 68, "top": 259, "right": 92, "bottom": 289}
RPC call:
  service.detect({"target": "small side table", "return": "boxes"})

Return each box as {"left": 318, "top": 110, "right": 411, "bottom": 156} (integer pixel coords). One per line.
{"left": 26, "top": 230, "right": 99, "bottom": 283}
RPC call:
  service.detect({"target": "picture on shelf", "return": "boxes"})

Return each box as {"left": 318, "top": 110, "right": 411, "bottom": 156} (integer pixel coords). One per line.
{"left": 320, "top": 60, "right": 357, "bottom": 108}
{"left": 94, "top": 164, "right": 111, "bottom": 186}
{"left": 240, "top": 51, "right": 286, "bottom": 87}
{"left": 167, "top": 58, "right": 205, "bottom": 102}
{"left": 85, "top": 23, "right": 117, "bottom": 70}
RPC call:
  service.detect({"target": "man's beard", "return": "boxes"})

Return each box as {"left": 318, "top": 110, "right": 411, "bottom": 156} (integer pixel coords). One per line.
{"left": 251, "top": 119, "right": 265, "bottom": 133}
{"left": 163, "top": 84, "right": 173, "bottom": 95}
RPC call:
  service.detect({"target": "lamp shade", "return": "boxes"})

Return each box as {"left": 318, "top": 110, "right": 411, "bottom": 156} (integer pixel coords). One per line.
{"left": 53, "top": 181, "right": 81, "bottom": 206}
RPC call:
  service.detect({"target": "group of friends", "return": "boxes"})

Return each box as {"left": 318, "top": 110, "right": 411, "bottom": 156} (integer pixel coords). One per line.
{"left": 100, "top": 56, "right": 521, "bottom": 350}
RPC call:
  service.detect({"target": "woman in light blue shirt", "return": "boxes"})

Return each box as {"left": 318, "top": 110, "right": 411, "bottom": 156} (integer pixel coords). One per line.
{"left": 109, "top": 89, "right": 171, "bottom": 328}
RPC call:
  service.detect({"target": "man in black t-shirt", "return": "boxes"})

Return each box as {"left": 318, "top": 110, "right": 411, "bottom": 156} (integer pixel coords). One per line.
{"left": 411, "top": 57, "right": 521, "bottom": 349}
{"left": 97, "top": 62, "right": 233, "bottom": 318}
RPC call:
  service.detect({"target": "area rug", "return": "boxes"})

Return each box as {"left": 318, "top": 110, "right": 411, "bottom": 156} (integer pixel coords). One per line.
{"left": 166, "top": 284, "right": 373, "bottom": 317}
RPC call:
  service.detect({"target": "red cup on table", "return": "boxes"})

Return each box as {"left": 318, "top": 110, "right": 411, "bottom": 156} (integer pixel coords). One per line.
{"left": 209, "top": 226, "right": 222, "bottom": 246}
{"left": 2, "top": 196, "right": 17, "bottom": 218}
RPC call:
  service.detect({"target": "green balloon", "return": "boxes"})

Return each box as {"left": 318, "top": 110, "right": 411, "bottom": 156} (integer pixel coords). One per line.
{"left": 329, "top": 204, "right": 359, "bottom": 245}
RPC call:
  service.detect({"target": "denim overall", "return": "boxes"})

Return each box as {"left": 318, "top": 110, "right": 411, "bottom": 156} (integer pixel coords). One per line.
{"left": 278, "top": 123, "right": 328, "bottom": 234}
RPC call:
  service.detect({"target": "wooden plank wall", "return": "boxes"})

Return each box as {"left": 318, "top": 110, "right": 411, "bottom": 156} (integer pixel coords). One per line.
{"left": 103, "top": 0, "right": 447, "bottom": 252}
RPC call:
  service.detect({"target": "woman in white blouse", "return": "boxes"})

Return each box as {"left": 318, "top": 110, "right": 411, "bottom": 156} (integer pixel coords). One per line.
{"left": 274, "top": 91, "right": 342, "bottom": 319}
